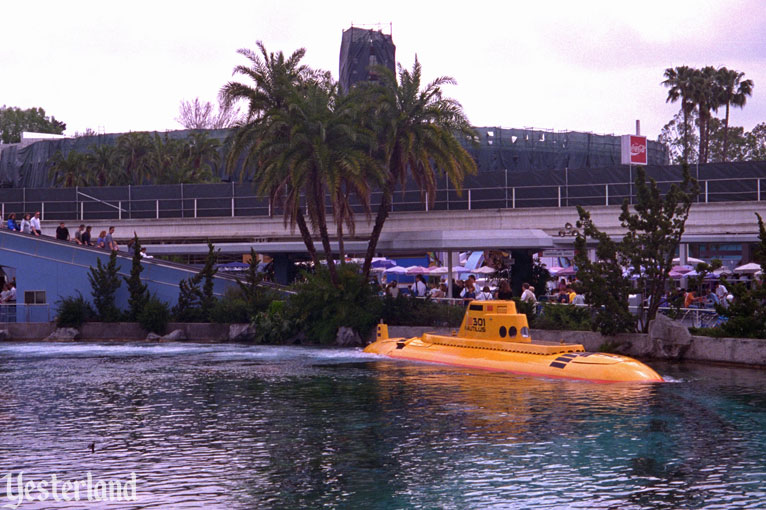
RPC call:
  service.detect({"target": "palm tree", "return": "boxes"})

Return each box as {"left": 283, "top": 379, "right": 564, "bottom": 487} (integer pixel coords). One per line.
{"left": 116, "top": 132, "right": 152, "bottom": 185}
{"left": 49, "top": 150, "right": 91, "bottom": 187}
{"left": 662, "top": 66, "right": 698, "bottom": 164}
{"left": 692, "top": 66, "right": 718, "bottom": 164}
{"left": 359, "top": 59, "right": 478, "bottom": 280}
{"left": 716, "top": 67, "right": 754, "bottom": 162}
{"left": 220, "top": 42, "right": 322, "bottom": 270}
{"left": 184, "top": 131, "right": 221, "bottom": 178}
{"left": 86, "top": 144, "right": 119, "bottom": 186}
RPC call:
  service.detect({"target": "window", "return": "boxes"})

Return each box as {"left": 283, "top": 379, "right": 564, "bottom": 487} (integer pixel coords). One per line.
{"left": 24, "top": 291, "right": 46, "bottom": 304}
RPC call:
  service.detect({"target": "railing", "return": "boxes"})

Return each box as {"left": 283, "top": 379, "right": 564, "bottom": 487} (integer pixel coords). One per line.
{"left": 0, "top": 175, "right": 762, "bottom": 222}
{"left": 0, "top": 303, "right": 51, "bottom": 323}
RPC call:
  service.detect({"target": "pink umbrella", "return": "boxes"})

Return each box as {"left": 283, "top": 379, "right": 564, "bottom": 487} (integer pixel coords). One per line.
{"left": 405, "top": 265, "right": 430, "bottom": 275}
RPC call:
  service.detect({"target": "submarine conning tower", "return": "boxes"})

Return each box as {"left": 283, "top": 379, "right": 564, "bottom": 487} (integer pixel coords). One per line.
{"left": 458, "top": 300, "right": 532, "bottom": 343}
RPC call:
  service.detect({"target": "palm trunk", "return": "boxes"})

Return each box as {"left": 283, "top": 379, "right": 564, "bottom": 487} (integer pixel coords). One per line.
{"left": 682, "top": 108, "right": 690, "bottom": 163}
{"left": 336, "top": 217, "right": 345, "bottom": 267}
{"left": 361, "top": 188, "right": 392, "bottom": 281}
{"left": 723, "top": 102, "right": 731, "bottom": 162}
{"left": 313, "top": 178, "right": 339, "bottom": 286}
{"left": 296, "top": 212, "right": 320, "bottom": 268}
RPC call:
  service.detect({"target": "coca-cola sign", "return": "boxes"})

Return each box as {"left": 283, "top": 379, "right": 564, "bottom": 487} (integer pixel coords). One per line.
{"left": 621, "top": 135, "right": 647, "bottom": 165}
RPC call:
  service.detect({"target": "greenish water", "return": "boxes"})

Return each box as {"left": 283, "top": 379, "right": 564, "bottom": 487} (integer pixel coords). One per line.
{"left": 0, "top": 342, "right": 764, "bottom": 509}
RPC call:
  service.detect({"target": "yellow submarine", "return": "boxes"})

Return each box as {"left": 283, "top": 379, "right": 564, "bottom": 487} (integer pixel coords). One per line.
{"left": 364, "top": 300, "right": 663, "bottom": 383}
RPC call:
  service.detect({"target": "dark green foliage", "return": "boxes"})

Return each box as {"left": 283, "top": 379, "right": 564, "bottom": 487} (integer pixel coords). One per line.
{"left": 252, "top": 301, "right": 298, "bottom": 344}
{"left": 288, "top": 264, "right": 380, "bottom": 344}
{"left": 209, "top": 288, "right": 251, "bottom": 324}
{"left": 534, "top": 304, "right": 592, "bottom": 331}
{"left": 0, "top": 105, "right": 66, "bottom": 144}
{"left": 236, "top": 249, "right": 273, "bottom": 314}
{"left": 574, "top": 207, "right": 636, "bottom": 335}
{"left": 715, "top": 213, "right": 766, "bottom": 339}
{"left": 174, "top": 240, "right": 219, "bottom": 321}
{"left": 530, "top": 260, "right": 551, "bottom": 298}
{"left": 87, "top": 250, "right": 122, "bottom": 322}
{"left": 137, "top": 295, "right": 171, "bottom": 335}
{"left": 379, "top": 295, "right": 464, "bottom": 328}
{"left": 124, "top": 234, "right": 149, "bottom": 321}
{"left": 55, "top": 292, "right": 94, "bottom": 328}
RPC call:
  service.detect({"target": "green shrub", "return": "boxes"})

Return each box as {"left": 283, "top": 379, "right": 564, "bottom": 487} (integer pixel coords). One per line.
{"left": 512, "top": 298, "right": 537, "bottom": 328}
{"left": 56, "top": 293, "right": 94, "bottom": 328}
{"left": 287, "top": 265, "right": 381, "bottom": 344}
{"left": 534, "top": 303, "right": 592, "bottom": 331}
{"left": 209, "top": 289, "right": 251, "bottom": 324}
{"left": 137, "top": 296, "right": 171, "bottom": 334}
{"left": 252, "top": 300, "right": 297, "bottom": 344}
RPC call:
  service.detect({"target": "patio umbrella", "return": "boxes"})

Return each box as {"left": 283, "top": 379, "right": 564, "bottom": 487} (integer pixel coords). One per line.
{"left": 547, "top": 266, "right": 565, "bottom": 275}
{"left": 428, "top": 266, "right": 448, "bottom": 275}
{"left": 405, "top": 265, "right": 430, "bottom": 275}
{"left": 672, "top": 257, "right": 705, "bottom": 265}
{"left": 558, "top": 266, "right": 577, "bottom": 277}
{"left": 734, "top": 262, "right": 762, "bottom": 274}
{"left": 371, "top": 258, "right": 396, "bottom": 269}
{"left": 385, "top": 266, "right": 408, "bottom": 274}
{"left": 472, "top": 266, "right": 497, "bottom": 274}
{"left": 670, "top": 265, "right": 694, "bottom": 274}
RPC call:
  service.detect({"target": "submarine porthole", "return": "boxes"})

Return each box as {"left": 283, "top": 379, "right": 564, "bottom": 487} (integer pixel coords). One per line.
{"left": 521, "top": 327, "right": 530, "bottom": 337}
{"left": 509, "top": 326, "right": 517, "bottom": 337}
{"left": 499, "top": 326, "right": 507, "bottom": 338}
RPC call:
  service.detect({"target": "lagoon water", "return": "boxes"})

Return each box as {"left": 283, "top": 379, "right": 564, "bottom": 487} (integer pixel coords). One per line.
{"left": 0, "top": 342, "right": 765, "bottom": 509}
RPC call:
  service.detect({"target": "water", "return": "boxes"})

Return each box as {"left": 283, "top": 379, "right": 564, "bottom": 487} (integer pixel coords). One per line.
{"left": 1, "top": 342, "right": 765, "bottom": 509}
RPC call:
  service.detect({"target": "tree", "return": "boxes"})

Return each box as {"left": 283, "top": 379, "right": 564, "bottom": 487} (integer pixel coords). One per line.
{"left": 659, "top": 109, "right": 699, "bottom": 164}
{"left": 87, "top": 250, "right": 122, "bottom": 322}
{"left": 86, "top": 144, "right": 120, "bottom": 186}
{"left": 116, "top": 132, "right": 153, "bottom": 185}
{"left": 691, "top": 65, "right": 719, "bottom": 164}
{"left": 174, "top": 240, "right": 218, "bottom": 321}
{"left": 574, "top": 208, "right": 636, "bottom": 335}
{"left": 176, "top": 97, "right": 242, "bottom": 129}
{"left": 220, "top": 42, "right": 322, "bottom": 272}
{"left": 716, "top": 67, "right": 754, "bottom": 162}
{"left": 746, "top": 122, "right": 766, "bottom": 161}
{"left": 124, "top": 234, "right": 149, "bottom": 321}
{"left": 49, "top": 150, "right": 91, "bottom": 187}
{"left": 359, "top": 60, "right": 478, "bottom": 280}
{"left": 662, "top": 66, "right": 698, "bottom": 164}
{"left": 620, "top": 167, "right": 697, "bottom": 331}
{"left": 0, "top": 105, "right": 66, "bottom": 144}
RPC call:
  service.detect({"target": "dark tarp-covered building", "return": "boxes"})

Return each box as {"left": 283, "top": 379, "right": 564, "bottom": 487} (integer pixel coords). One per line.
{"left": 339, "top": 27, "right": 396, "bottom": 93}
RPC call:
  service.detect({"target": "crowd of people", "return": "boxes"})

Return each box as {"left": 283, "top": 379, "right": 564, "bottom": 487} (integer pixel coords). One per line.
{"left": 377, "top": 273, "right": 541, "bottom": 306}
{"left": 6, "top": 214, "right": 123, "bottom": 252}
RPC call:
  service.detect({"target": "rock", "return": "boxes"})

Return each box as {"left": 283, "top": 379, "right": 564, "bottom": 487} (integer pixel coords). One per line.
{"left": 160, "top": 329, "right": 187, "bottom": 342}
{"left": 336, "top": 326, "right": 362, "bottom": 347}
{"left": 648, "top": 314, "right": 692, "bottom": 360}
{"left": 46, "top": 327, "right": 80, "bottom": 341}
{"left": 146, "top": 332, "right": 162, "bottom": 341}
{"left": 0, "top": 329, "right": 8, "bottom": 341}
{"left": 228, "top": 323, "right": 256, "bottom": 342}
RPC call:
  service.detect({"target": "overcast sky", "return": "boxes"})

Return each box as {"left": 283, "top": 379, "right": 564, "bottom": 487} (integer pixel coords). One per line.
{"left": 2, "top": 0, "right": 765, "bottom": 139}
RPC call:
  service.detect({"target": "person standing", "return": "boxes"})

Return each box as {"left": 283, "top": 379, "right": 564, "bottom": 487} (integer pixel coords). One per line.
{"left": 105, "top": 226, "right": 118, "bottom": 251}
{"left": 6, "top": 213, "right": 19, "bottom": 231}
{"left": 74, "top": 224, "right": 85, "bottom": 244}
{"left": 496, "top": 280, "right": 513, "bottom": 300}
{"left": 520, "top": 282, "right": 537, "bottom": 304}
{"left": 20, "top": 214, "right": 32, "bottom": 234}
{"left": 413, "top": 274, "right": 427, "bottom": 297}
{"left": 715, "top": 281, "right": 729, "bottom": 309}
{"left": 30, "top": 211, "right": 42, "bottom": 236}
{"left": 81, "top": 226, "right": 93, "bottom": 246}
{"left": 55, "top": 222, "right": 70, "bottom": 241}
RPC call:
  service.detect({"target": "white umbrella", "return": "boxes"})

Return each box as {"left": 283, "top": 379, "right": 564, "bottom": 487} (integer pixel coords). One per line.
{"left": 672, "top": 257, "right": 705, "bottom": 265}
{"left": 405, "top": 265, "right": 429, "bottom": 275}
{"left": 385, "top": 265, "right": 408, "bottom": 274}
{"left": 734, "top": 262, "right": 762, "bottom": 274}
{"left": 472, "top": 266, "right": 497, "bottom": 274}
{"left": 428, "top": 266, "right": 448, "bottom": 275}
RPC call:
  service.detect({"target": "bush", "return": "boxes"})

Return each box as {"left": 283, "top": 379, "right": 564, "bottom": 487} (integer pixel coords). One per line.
{"left": 209, "top": 289, "right": 251, "bottom": 324}
{"left": 287, "top": 264, "right": 381, "bottom": 344}
{"left": 534, "top": 303, "right": 592, "bottom": 331}
{"left": 56, "top": 293, "right": 94, "bottom": 328}
{"left": 512, "top": 298, "right": 537, "bottom": 328}
{"left": 137, "top": 296, "right": 171, "bottom": 334}
{"left": 252, "top": 300, "right": 297, "bottom": 344}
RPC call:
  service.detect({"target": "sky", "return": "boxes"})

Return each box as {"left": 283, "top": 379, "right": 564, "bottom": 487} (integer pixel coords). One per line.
{"left": 2, "top": 0, "right": 765, "bottom": 140}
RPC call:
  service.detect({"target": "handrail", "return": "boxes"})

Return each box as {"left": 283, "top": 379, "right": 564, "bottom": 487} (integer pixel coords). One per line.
{"left": 0, "top": 175, "right": 762, "bottom": 222}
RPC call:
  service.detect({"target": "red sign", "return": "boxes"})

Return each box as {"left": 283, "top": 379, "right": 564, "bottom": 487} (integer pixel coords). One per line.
{"left": 621, "top": 135, "right": 647, "bottom": 165}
